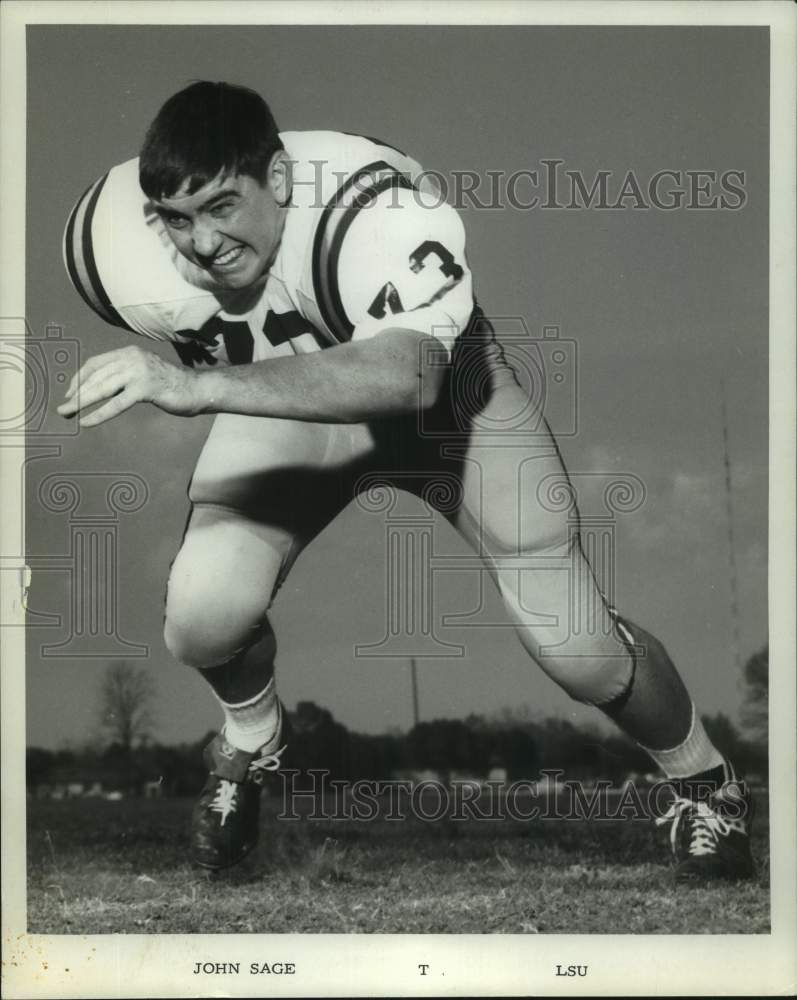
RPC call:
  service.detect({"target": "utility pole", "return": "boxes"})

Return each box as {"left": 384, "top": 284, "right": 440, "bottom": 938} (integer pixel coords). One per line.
{"left": 720, "top": 380, "right": 742, "bottom": 674}
{"left": 409, "top": 657, "right": 420, "bottom": 728}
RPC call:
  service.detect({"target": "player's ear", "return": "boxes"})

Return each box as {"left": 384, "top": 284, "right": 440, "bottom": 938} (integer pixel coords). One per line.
{"left": 267, "top": 150, "right": 292, "bottom": 206}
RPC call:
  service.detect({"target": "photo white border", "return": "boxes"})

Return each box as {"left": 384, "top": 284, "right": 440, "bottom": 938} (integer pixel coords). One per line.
{"left": 1, "top": 2, "right": 794, "bottom": 997}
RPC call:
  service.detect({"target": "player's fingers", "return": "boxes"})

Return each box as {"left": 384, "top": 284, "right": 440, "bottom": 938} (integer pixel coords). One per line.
{"left": 64, "top": 355, "right": 109, "bottom": 399}
{"left": 65, "top": 348, "right": 130, "bottom": 399}
{"left": 67, "top": 361, "right": 124, "bottom": 405}
{"left": 57, "top": 369, "right": 126, "bottom": 417}
{"left": 78, "top": 388, "right": 138, "bottom": 428}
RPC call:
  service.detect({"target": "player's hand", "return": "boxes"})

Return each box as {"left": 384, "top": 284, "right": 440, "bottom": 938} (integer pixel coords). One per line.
{"left": 57, "top": 345, "right": 200, "bottom": 427}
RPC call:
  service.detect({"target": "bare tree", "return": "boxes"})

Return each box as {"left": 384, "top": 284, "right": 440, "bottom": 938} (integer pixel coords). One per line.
{"left": 98, "top": 661, "right": 156, "bottom": 751}
{"left": 740, "top": 645, "right": 768, "bottom": 744}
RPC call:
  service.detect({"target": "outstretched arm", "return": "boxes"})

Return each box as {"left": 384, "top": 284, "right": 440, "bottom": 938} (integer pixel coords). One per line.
{"left": 57, "top": 328, "right": 447, "bottom": 428}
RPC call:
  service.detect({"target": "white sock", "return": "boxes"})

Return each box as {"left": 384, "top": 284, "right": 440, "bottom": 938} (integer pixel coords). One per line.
{"left": 638, "top": 703, "right": 724, "bottom": 779}
{"left": 217, "top": 677, "right": 281, "bottom": 753}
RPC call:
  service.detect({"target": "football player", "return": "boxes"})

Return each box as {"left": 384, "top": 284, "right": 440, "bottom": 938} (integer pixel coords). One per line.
{"left": 60, "top": 81, "right": 754, "bottom": 881}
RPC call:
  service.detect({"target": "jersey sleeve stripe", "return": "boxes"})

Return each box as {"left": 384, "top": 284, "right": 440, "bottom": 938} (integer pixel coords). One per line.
{"left": 63, "top": 179, "right": 106, "bottom": 319}
{"left": 64, "top": 173, "right": 134, "bottom": 332}
{"left": 311, "top": 161, "right": 414, "bottom": 343}
{"left": 341, "top": 131, "right": 407, "bottom": 157}
{"left": 65, "top": 175, "right": 118, "bottom": 325}
{"left": 324, "top": 174, "right": 414, "bottom": 341}
{"left": 79, "top": 173, "right": 134, "bottom": 331}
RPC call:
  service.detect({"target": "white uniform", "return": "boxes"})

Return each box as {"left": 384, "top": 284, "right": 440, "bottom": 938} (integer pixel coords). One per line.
{"left": 63, "top": 132, "right": 473, "bottom": 365}
{"left": 63, "top": 131, "right": 634, "bottom": 707}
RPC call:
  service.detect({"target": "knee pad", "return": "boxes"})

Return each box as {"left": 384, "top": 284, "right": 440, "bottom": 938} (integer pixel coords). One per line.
{"left": 163, "top": 611, "right": 275, "bottom": 672}
{"left": 554, "top": 610, "right": 638, "bottom": 707}
{"left": 534, "top": 637, "right": 635, "bottom": 707}
{"left": 494, "top": 568, "right": 637, "bottom": 707}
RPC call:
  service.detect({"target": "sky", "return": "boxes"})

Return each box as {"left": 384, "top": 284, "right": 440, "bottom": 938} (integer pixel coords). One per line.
{"left": 23, "top": 25, "right": 769, "bottom": 749}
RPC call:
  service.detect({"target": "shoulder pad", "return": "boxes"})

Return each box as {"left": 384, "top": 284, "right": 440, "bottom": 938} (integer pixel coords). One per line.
{"left": 62, "top": 158, "right": 222, "bottom": 341}
{"left": 313, "top": 168, "right": 468, "bottom": 341}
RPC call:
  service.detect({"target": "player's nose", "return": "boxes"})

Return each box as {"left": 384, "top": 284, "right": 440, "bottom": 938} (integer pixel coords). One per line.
{"left": 191, "top": 221, "right": 222, "bottom": 260}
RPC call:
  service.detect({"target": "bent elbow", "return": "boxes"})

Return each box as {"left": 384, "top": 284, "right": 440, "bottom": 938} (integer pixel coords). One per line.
{"left": 395, "top": 331, "right": 449, "bottom": 413}
{"left": 356, "top": 328, "right": 450, "bottom": 417}
{"left": 415, "top": 358, "right": 447, "bottom": 412}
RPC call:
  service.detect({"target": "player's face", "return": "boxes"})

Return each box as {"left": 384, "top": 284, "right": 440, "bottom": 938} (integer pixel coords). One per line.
{"left": 154, "top": 154, "right": 290, "bottom": 290}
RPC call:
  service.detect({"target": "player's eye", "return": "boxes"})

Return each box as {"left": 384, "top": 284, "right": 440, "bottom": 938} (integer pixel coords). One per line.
{"left": 210, "top": 201, "right": 235, "bottom": 218}
{"left": 163, "top": 213, "right": 189, "bottom": 230}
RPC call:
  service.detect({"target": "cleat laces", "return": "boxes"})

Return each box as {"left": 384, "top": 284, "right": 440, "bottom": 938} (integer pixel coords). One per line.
{"left": 657, "top": 796, "right": 747, "bottom": 857}
{"left": 209, "top": 779, "right": 239, "bottom": 826}
{"left": 247, "top": 743, "right": 288, "bottom": 784}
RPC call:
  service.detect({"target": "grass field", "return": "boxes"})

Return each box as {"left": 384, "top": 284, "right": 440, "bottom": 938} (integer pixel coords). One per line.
{"left": 26, "top": 789, "right": 770, "bottom": 935}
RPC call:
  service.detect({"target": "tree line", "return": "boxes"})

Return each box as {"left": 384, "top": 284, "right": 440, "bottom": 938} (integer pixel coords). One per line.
{"left": 27, "top": 646, "right": 768, "bottom": 796}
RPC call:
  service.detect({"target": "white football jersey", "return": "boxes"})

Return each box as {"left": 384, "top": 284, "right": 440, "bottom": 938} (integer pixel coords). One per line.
{"left": 63, "top": 131, "right": 475, "bottom": 367}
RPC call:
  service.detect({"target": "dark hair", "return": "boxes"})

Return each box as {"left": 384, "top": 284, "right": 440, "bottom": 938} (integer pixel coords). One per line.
{"left": 139, "top": 81, "right": 283, "bottom": 199}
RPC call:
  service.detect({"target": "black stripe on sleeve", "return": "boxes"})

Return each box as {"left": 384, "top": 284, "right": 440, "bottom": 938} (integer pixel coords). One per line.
{"left": 311, "top": 161, "right": 414, "bottom": 343}
{"left": 80, "top": 173, "right": 134, "bottom": 332}
{"left": 63, "top": 181, "right": 99, "bottom": 317}
{"left": 342, "top": 131, "right": 407, "bottom": 157}
{"left": 326, "top": 174, "right": 413, "bottom": 341}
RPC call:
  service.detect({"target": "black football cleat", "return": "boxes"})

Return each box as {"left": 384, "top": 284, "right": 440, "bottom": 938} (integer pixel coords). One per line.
{"left": 656, "top": 777, "right": 754, "bottom": 883}
{"left": 191, "top": 720, "right": 287, "bottom": 871}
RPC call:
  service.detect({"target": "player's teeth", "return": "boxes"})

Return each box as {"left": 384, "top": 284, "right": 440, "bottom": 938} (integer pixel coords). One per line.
{"left": 216, "top": 248, "right": 241, "bottom": 264}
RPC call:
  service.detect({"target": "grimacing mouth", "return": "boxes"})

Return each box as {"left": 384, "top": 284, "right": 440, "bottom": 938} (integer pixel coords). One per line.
{"left": 211, "top": 245, "right": 245, "bottom": 266}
